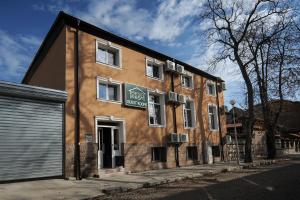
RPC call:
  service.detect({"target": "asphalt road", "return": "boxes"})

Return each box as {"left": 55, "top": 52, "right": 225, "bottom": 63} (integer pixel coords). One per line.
{"left": 99, "top": 156, "right": 300, "bottom": 200}
{"left": 161, "top": 157, "right": 300, "bottom": 200}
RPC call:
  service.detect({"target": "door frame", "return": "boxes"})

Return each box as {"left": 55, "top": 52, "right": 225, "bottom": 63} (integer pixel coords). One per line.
{"left": 95, "top": 116, "right": 125, "bottom": 170}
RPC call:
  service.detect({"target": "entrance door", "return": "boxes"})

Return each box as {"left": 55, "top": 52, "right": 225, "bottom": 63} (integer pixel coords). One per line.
{"left": 97, "top": 126, "right": 121, "bottom": 169}
{"left": 103, "top": 127, "right": 113, "bottom": 168}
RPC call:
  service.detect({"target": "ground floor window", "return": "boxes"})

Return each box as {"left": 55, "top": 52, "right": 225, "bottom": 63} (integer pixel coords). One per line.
{"left": 187, "top": 146, "right": 198, "bottom": 160}
{"left": 151, "top": 147, "right": 167, "bottom": 162}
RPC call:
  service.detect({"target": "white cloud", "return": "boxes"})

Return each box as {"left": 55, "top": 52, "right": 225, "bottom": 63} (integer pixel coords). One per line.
{"left": 0, "top": 30, "right": 41, "bottom": 82}
{"left": 148, "top": 0, "right": 204, "bottom": 42}
{"left": 76, "top": 0, "right": 152, "bottom": 41}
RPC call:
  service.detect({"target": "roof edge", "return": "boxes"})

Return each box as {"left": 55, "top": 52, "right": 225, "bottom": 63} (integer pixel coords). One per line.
{"left": 22, "top": 11, "right": 224, "bottom": 84}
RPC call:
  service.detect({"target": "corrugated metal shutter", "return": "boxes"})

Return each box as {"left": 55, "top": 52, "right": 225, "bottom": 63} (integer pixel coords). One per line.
{"left": 0, "top": 96, "right": 63, "bottom": 181}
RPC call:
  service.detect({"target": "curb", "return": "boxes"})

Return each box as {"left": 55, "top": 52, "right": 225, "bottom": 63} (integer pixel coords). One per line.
{"left": 98, "top": 158, "right": 289, "bottom": 196}
{"left": 100, "top": 166, "right": 239, "bottom": 195}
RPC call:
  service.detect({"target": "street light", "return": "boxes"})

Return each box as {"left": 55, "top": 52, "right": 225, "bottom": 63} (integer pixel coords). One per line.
{"left": 229, "top": 99, "right": 240, "bottom": 166}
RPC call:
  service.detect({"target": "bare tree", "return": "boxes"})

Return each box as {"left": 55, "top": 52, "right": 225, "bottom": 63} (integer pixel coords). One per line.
{"left": 248, "top": 15, "right": 300, "bottom": 158}
{"left": 201, "top": 0, "right": 294, "bottom": 162}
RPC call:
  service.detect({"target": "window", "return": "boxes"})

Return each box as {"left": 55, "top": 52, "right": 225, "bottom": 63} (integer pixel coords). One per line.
{"left": 183, "top": 100, "right": 195, "bottom": 128}
{"left": 182, "top": 75, "right": 193, "bottom": 89}
{"left": 187, "top": 146, "right": 198, "bottom": 160}
{"left": 208, "top": 104, "right": 219, "bottom": 130}
{"left": 207, "top": 81, "right": 216, "bottom": 96}
{"left": 148, "top": 93, "right": 165, "bottom": 126}
{"left": 146, "top": 59, "right": 163, "bottom": 80}
{"left": 96, "top": 41, "right": 121, "bottom": 67}
{"left": 97, "top": 77, "right": 122, "bottom": 103}
{"left": 151, "top": 147, "right": 167, "bottom": 162}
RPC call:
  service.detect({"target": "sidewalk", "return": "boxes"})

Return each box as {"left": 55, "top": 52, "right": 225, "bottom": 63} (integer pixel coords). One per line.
{"left": 0, "top": 159, "right": 288, "bottom": 200}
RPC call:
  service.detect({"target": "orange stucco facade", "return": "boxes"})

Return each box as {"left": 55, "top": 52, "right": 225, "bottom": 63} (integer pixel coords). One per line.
{"left": 26, "top": 24, "right": 226, "bottom": 177}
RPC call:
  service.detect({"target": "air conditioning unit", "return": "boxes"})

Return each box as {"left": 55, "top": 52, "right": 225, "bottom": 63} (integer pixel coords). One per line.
{"left": 176, "top": 64, "right": 185, "bottom": 74}
{"left": 226, "top": 135, "right": 232, "bottom": 144}
{"left": 168, "top": 133, "right": 180, "bottom": 143}
{"left": 180, "top": 133, "right": 189, "bottom": 143}
{"left": 221, "top": 82, "right": 226, "bottom": 90}
{"left": 166, "top": 60, "right": 176, "bottom": 72}
{"left": 177, "top": 94, "right": 186, "bottom": 104}
{"left": 167, "top": 91, "right": 177, "bottom": 102}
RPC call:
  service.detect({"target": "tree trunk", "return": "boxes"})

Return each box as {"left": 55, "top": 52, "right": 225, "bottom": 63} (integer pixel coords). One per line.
{"left": 235, "top": 51, "right": 254, "bottom": 163}
{"left": 266, "top": 125, "right": 276, "bottom": 159}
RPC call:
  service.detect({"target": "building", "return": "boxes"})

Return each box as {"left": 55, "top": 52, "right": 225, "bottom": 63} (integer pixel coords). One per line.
{"left": 22, "top": 12, "right": 227, "bottom": 178}
{"left": 225, "top": 107, "right": 266, "bottom": 160}
{"left": 225, "top": 100, "right": 300, "bottom": 160}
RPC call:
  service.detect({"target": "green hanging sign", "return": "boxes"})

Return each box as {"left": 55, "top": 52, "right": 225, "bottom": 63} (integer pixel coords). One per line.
{"left": 124, "top": 83, "right": 148, "bottom": 108}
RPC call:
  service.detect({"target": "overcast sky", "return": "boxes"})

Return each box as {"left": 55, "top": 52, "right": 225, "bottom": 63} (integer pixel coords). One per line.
{"left": 0, "top": 0, "right": 284, "bottom": 107}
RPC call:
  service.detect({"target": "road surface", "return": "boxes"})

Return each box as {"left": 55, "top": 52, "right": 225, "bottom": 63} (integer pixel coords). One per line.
{"left": 98, "top": 156, "right": 300, "bottom": 200}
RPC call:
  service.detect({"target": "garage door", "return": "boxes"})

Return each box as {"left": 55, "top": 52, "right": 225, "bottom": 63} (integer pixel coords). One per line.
{"left": 0, "top": 82, "right": 66, "bottom": 182}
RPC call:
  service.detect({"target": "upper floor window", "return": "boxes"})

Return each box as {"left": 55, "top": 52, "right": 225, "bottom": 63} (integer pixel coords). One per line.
{"left": 208, "top": 104, "right": 219, "bottom": 130}
{"left": 96, "top": 40, "right": 121, "bottom": 68}
{"left": 183, "top": 100, "right": 195, "bottom": 128}
{"left": 182, "top": 74, "right": 193, "bottom": 89}
{"left": 207, "top": 81, "right": 216, "bottom": 96}
{"left": 146, "top": 58, "right": 164, "bottom": 80}
{"left": 97, "top": 77, "right": 122, "bottom": 103}
{"left": 148, "top": 92, "right": 165, "bottom": 126}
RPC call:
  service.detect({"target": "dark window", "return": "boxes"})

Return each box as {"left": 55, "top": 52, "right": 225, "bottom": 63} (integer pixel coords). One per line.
{"left": 187, "top": 146, "right": 198, "bottom": 160}
{"left": 212, "top": 146, "right": 220, "bottom": 157}
{"left": 146, "top": 60, "right": 162, "bottom": 79}
{"left": 182, "top": 75, "right": 192, "bottom": 88}
{"left": 151, "top": 147, "right": 167, "bottom": 162}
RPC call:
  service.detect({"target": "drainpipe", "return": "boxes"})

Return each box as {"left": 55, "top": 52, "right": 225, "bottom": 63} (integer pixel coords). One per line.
{"left": 74, "top": 19, "right": 81, "bottom": 180}
{"left": 171, "top": 73, "right": 180, "bottom": 167}
{"left": 215, "top": 80, "right": 224, "bottom": 161}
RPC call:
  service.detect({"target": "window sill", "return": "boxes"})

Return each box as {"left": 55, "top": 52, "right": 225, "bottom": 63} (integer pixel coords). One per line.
{"left": 146, "top": 75, "right": 164, "bottom": 82}
{"left": 182, "top": 86, "right": 194, "bottom": 90}
{"left": 97, "top": 98, "right": 122, "bottom": 104}
{"left": 149, "top": 124, "right": 166, "bottom": 128}
{"left": 207, "top": 93, "right": 217, "bottom": 97}
{"left": 96, "top": 61, "right": 122, "bottom": 70}
{"left": 184, "top": 126, "right": 196, "bottom": 130}
{"left": 209, "top": 128, "right": 219, "bottom": 132}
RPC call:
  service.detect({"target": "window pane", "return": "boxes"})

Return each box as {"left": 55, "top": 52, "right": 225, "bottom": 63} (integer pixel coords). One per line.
{"left": 152, "top": 65, "right": 160, "bottom": 78}
{"left": 113, "top": 129, "right": 119, "bottom": 150}
{"left": 155, "top": 104, "right": 161, "bottom": 124}
{"left": 97, "top": 47, "right": 106, "bottom": 63}
{"left": 187, "top": 110, "right": 193, "bottom": 127}
{"left": 107, "top": 50, "right": 116, "bottom": 65}
{"left": 108, "top": 84, "right": 118, "bottom": 101}
{"left": 99, "top": 83, "right": 106, "bottom": 99}
{"left": 147, "top": 66, "right": 153, "bottom": 77}
{"left": 208, "top": 84, "right": 215, "bottom": 95}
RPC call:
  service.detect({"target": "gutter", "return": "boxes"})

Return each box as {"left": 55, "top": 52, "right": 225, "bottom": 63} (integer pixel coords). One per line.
{"left": 171, "top": 73, "right": 180, "bottom": 167}
{"left": 74, "top": 19, "right": 81, "bottom": 180}
{"left": 215, "top": 80, "right": 224, "bottom": 161}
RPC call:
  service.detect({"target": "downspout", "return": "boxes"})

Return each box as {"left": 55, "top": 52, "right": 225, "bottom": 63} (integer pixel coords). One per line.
{"left": 215, "top": 80, "right": 224, "bottom": 161}
{"left": 171, "top": 73, "right": 180, "bottom": 167}
{"left": 74, "top": 19, "right": 81, "bottom": 180}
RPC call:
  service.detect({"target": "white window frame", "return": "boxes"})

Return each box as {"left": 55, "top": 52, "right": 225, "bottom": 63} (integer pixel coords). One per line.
{"left": 96, "top": 76, "right": 122, "bottom": 104}
{"left": 206, "top": 81, "right": 216, "bottom": 96}
{"left": 208, "top": 103, "right": 219, "bottom": 131}
{"left": 147, "top": 89, "right": 166, "bottom": 127}
{"left": 181, "top": 73, "right": 194, "bottom": 89}
{"left": 96, "top": 39, "right": 122, "bottom": 69}
{"left": 183, "top": 98, "right": 196, "bottom": 129}
{"left": 145, "top": 57, "right": 164, "bottom": 81}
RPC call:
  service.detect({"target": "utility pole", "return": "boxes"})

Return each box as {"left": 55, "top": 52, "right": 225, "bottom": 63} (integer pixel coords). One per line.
{"left": 230, "top": 100, "right": 240, "bottom": 166}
